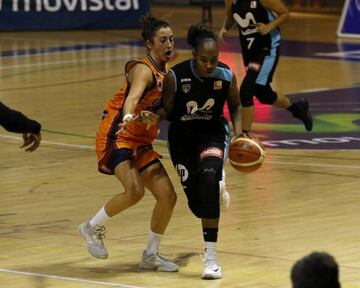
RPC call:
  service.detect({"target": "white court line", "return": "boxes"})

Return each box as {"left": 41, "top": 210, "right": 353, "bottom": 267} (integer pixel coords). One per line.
{"left": 0, "top": 54, "right": 133, "bottom": 70}
{"left": 0, "top": 134, "right": 93, "bottom": 150}
{"left": 265, "top": 160, "right": 360, "bottom": 169}
{"left": 1, "top": 134, "right": 359, "bottom": 169}
{"left": 0, "top": 268, "right": 145, "bottom": 288}
{"left": 0, "top": 48, "right": 190, "bottom": 70}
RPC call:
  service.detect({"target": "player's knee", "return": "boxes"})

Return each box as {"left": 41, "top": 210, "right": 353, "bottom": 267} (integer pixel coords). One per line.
{"left": 165, "top": 189, "right": 177, "bottom": 208}
{"left": 126, "top": 183, "right": 145, "bottom": 204}
{"left": 157, "top": 187, "right": 177, "bottom": 210}
{"left": 199, "top": 158, "right": 222, "bottom": 219}
{"left": 183, "top": 184, "right": 202, "bottom": 218}
{"left": 255, "top": 84, "right": 277, "bottom": 105}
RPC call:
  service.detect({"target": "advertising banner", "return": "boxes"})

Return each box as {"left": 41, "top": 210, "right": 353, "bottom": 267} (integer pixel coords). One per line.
{"left": 337, "top": 0, "right": 360, "bottom": 38}
{"left": 0, "top": 0, "right": 149, "bottom": 30}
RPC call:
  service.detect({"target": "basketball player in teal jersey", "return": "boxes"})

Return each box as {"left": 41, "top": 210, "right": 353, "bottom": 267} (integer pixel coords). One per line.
{"left": 219, "top": 0, "right": 313, "bottom": 134}
{"left": 156, "top": 24, "right": 242, "bottom": 279}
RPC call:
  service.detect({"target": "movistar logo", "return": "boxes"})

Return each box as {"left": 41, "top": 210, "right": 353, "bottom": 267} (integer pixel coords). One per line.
{"left": 0, "top": 0, "right": 139, "bottom": 12}
{"left": 233, "top": 12, "right": 258, "bottom": 36}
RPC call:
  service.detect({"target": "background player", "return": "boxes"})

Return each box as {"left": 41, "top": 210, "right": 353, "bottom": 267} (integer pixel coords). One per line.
{"left": 219, "top": 0, "right": 313, "bottom": 135}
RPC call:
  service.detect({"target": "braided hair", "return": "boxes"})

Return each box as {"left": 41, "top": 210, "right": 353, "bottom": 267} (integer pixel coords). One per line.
{"left": 187, "top": 24, "right": 218, "bottom": 51}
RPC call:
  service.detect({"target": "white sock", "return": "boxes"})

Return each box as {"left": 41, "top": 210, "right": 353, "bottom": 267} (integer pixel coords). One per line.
{"left": 204, "top": 241, "right": 217, "bottom": 260}
{"left": 89, "top": 207, "right": 110, "bottom": 226}
{"left": 205, "top": 241, "right": 216, "bottom": 252}
{"left": 145, "top": 231, "right": 162, "bottom": 255}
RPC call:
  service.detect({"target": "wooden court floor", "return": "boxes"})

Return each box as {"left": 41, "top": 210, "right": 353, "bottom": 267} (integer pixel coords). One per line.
{"left": 1, "top": 5, "right": 360, "bottom": 288}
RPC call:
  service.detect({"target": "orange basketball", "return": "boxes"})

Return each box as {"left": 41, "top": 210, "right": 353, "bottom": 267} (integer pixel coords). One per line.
{"left": 228, "top": 137, "right": 266, "bottom": 172}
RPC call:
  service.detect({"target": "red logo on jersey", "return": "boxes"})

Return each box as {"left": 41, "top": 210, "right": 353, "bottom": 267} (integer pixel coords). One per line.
{"left": 248, "top": 62, "right": 261, "bottom": 71}
{"left": 200, "top": 147, "right": 224, "bottom": 160}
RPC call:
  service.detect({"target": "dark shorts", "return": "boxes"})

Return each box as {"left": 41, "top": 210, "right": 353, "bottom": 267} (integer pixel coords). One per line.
{"left": 98, "top": 145, "right": 161, "bottom": 175}
{"left": 244, "top": 46, "right": 280, "bottom": 86}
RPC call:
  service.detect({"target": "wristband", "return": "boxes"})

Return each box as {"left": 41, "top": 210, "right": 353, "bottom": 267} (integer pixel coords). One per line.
{"left": 123, "top": 113, "right": 134, "bottom": 122}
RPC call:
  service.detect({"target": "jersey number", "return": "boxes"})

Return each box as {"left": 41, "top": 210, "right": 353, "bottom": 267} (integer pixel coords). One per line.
{"left": 246, "top": 37, "right": 255, "bottom": 49}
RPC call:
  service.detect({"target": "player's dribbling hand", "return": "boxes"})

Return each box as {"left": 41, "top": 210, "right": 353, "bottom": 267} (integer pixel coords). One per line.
{"left": 116, "top": 113, "right": 137, "bottom": 135}
{"left": 21, "top": 132, "right": 41, "bottom": 152}
{"left": 137, "top": 110, "right": 160, "bottom": 130}
{"left": 237, "top": 132, "right": 259, "bottom": 141}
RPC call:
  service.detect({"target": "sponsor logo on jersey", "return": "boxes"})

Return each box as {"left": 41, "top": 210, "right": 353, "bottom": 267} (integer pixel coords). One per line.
{"left": 186, "top": 99, "right": 215, "bottom": 114}
{"left": 200, "top": 147, "right": 224, "bottom": 160}
{"left": 214, "top": 80, "right": 222, "bottom": 90}
{"left": 250, "top": 1, "right": 257, "bottom": 8}
{"left": 233, "top": 12, "right": 258, "bottom": 36}
{"left": 180, "top": 78, "right": 192, "bottom": 82}
{"left": 182, "top": 83, "right": 191, "bottom": 93}
{"left": 175, "top": 163, "right": 189, "bottom": 182}
{"left": 248, "top": 62, "right": 261, "bottom": 71}
{"left": 180, "top": 99, "right": 215, "bottom": 121}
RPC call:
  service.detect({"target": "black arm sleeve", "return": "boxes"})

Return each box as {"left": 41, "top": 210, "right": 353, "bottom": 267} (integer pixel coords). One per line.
{"left": 0, "top": 102, "right": 41, "bottom": 134}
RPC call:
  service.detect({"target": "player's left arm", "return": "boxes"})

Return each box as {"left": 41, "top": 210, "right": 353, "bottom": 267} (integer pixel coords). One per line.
{"left": 226, "top": 74, "right": 242, "bottom": 137}
{"left": 156, "top": 71, "right": 176, "bottom": 121}
{"left": 258, "top": 0, "right": 290, "bottom": 35}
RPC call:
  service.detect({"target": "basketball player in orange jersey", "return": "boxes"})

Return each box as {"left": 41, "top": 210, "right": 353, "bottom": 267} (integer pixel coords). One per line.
{"left": 79, "top": 15, "right": 178, "bottom": 272}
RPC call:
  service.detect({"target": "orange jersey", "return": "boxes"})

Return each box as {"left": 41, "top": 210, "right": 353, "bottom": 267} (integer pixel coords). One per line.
{"left": 96, "top": 55, "right": 167, "bottom": 163}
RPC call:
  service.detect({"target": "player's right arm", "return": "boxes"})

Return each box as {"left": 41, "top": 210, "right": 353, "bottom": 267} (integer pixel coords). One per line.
{"left": 118, "top": 63, "right": 153, "bottom": 132}
{"left": 219, "top": 0, "right": 235, "bottom": 43}
{"left": 122, "top": 63, "right": 153, "bottom": 116}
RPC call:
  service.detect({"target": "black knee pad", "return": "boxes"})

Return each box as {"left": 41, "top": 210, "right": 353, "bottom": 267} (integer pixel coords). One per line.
{"left": 240, "top": 70, "right": 258, "bottom": 107}
{"left": 198, "top": 157, "right": 223, "bottom": 219}
{"left": 182, "top": 175, "right": 202, "bottom": 218}
{"left": 188, "top": 200, "right": 202, "bottom": 218}
{"left": 255, "top": 84, "right": 278, "bottom": 105}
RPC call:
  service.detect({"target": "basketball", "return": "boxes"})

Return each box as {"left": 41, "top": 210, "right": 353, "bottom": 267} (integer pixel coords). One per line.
{"left": 228, "top": 137, "right": 266, "bottom": 172}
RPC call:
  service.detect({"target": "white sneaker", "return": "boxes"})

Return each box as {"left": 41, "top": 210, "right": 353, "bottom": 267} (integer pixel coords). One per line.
{"left": 139, "top": 251, "right": 179, "bottom": 272}
{"left": 79, "top": 221, "right": 108, "bottom": 259}
{"left": 219, "top": 179, "right": 230, "bottom": 210}
{"left": 202, "top": 250, "right": 222, "bottom": 279}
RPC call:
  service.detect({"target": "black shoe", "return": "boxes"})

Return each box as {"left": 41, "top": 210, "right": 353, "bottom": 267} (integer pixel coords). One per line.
{"left": 289, "top": 99, "right": 313, "bottom": 131}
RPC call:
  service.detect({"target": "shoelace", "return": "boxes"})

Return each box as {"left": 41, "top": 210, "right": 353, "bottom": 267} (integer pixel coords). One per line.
{"left": 93, "top": 225, "right": 106, "bottom": 241}
{"left": 156, "top": 253, "right": 171, "bottom": 262}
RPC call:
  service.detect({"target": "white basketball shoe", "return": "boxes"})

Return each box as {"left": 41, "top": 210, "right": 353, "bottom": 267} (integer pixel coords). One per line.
{"left": 140, "top": 251, "right": 179, "bottom": 272}
{"left": 202, "top": 249, "right": 222, "bottom": 279}
{"left": 79, "top": 221, "right": 108, "bottom": 259}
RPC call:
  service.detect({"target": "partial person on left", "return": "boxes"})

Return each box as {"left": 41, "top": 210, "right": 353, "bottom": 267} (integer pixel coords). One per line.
{"left": 0, "top": 101, "right": 41, "bottom": 152}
